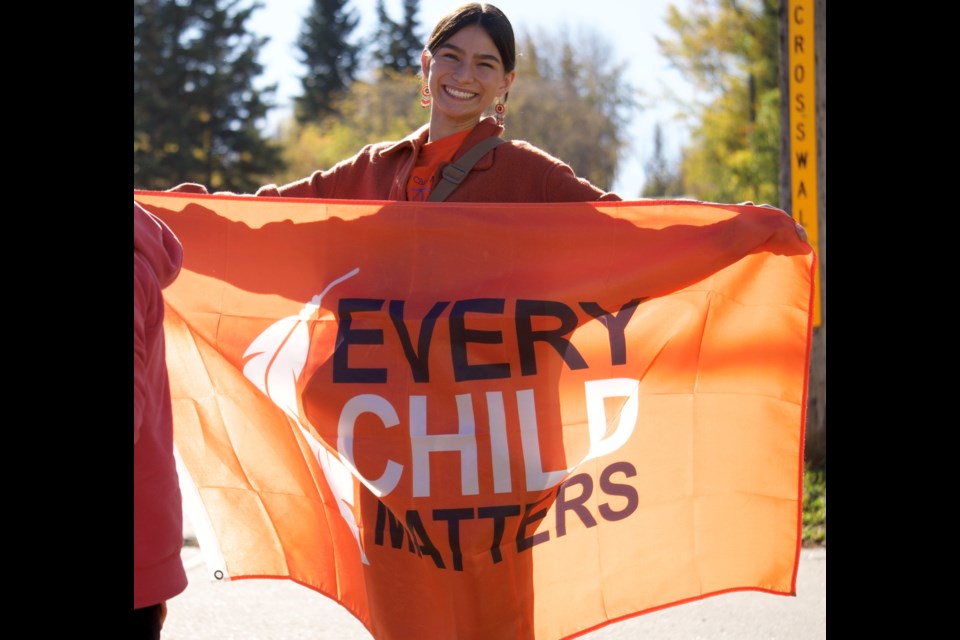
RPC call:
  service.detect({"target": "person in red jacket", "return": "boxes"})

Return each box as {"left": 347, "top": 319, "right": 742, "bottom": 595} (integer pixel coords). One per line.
{"left": 174, "top": 2, "right": 621, "bottom": 203}
{"left": 133, "top": 201, "right": 188, "bottom": 638}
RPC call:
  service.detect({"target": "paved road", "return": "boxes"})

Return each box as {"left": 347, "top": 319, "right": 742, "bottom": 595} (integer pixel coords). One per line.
{"left": 163, "top": 516, "right": 825, "bottom": 639}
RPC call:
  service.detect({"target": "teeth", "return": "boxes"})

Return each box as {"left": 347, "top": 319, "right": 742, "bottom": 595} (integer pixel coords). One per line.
{"left": 445, "top": 87, "right": 475, "bottom": 100}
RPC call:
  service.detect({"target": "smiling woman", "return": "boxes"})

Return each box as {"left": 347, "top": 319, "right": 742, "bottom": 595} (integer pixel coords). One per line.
{"left": 249, "top": 0, "right": 693, "bottom": 195}
{"left": 176, "top": 2, "right": 623, "bottom": 204}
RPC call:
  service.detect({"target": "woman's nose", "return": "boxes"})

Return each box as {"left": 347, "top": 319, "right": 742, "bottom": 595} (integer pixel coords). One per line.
{"left": 451, "top": 59, "right": 472, "bottom": 82}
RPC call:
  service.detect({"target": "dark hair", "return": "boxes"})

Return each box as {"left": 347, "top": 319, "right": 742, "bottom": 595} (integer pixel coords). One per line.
{"left": 426, "top": 3, "right": 517, "bottom": 75}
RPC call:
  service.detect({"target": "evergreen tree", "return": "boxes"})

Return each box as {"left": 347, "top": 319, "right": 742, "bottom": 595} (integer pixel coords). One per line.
{"left": 371, "top": 0, "right": 423, "bottom": 77}
{"left": 134, "top": 0, "right": 284, "bottom": 192}
{"left": 294, "top": 0, "right": 361, "bottom": 125}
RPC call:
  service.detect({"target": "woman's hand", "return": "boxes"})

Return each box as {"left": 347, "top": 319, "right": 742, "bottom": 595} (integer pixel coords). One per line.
{"left": 739, "top": 201, "right": 808, "bottom": 243}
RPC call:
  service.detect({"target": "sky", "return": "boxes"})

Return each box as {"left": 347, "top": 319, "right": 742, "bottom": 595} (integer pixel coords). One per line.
{"left": 248, "top": 0, "right": 693, "bottom": 197}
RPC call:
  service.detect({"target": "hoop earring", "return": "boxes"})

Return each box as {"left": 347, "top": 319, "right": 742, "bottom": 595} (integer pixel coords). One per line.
{"left": 420, "top": 85, "right": 431, "bottom": 108}
{"left": 494, "top": 100, "right": 506, "bottom": 127}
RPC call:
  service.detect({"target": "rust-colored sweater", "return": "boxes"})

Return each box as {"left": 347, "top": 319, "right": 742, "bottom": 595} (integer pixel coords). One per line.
{"left": 255, "top": 117, "right": 621, "bottom": 202}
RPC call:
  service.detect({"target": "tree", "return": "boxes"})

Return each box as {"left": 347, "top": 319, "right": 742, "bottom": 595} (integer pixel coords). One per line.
{"left": 371, "top": 0, "right": 423, "bottom": 77}
{"left": 642, "top": 123, "right": 685, "bottom": 197}
{"left": 657, "top": 0, "right": 781, "bottom": 202}
{"left": 134, "top": 0, "right": 284, "bottom": 192}
{"left": 509, "top": 27, "right": 637, "bottom": 192}
{"left": 294, "top": 0, "right": 361, "bottom": 125}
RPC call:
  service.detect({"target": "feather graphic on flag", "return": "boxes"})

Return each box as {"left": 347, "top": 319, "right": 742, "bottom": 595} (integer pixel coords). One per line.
{"left": 241, "top": 267, "right": 369, "bottom": 562}
{"left": 242, "top": 267, "right": 360, "bottom": 418}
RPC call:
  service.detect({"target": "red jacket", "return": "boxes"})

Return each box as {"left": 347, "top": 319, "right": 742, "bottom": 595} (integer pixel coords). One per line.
{"left": 256, "top": 117, "right": 622, "bottom": 202}
{"left": 133, "top": 201, "right": 188, "bottom": 609}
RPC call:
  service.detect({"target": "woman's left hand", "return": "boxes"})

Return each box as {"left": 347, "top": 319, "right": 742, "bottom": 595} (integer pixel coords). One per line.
{"left": 739, "top": 201, "right": 808, "bottom": 243}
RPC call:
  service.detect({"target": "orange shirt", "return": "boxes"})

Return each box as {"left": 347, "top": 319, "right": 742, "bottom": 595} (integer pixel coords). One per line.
{"left": 406, "top": 129, "right": 472, "bottom": 201}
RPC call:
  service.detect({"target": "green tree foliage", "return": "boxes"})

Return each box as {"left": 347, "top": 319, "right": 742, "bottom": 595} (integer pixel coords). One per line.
{"left": 294, "top": 0, "right": 361, "bottom": 125}
{"left": 134, "top": 0, "right": 284, "bottom": 192}
{"left": 371, "top": 0, "right": 423, "bottom": 77}
{"left": 508, "top": 28, "right": 637, "bottom": 192}
{"left": 275, "top": 71, "right": 426, "bottom": 185}
{"left": 642, "top": 123, "right": 685, "bottom": 197}
{"left": 658, "top": 0, "right": 781, "bottom": 202}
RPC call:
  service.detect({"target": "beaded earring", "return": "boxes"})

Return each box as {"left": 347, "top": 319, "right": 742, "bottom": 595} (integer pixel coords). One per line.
{"left": 494, "top": 99, "right": 506, "bottom": 126}
{"left": 420, "top": 85, "right": 431, "bottom": 108}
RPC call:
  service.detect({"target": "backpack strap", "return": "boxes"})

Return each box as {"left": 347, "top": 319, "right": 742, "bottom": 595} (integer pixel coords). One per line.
{"left": 427, "top": 136, "right": 505, "bottom": 202}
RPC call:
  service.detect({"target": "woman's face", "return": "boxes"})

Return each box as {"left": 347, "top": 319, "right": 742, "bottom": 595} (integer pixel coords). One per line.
{"left": 422, "top": 24, "right": 516, "bottom": 135}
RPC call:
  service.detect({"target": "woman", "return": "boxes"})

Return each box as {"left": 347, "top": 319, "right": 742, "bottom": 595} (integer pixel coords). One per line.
{"left": 177, "top": 3, "right": 620, "bottom": 203}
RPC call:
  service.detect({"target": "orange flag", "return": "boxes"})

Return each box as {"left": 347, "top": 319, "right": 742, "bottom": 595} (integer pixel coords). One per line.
{"left": 135, "top": 191, "right": 815, "bottom": 640}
